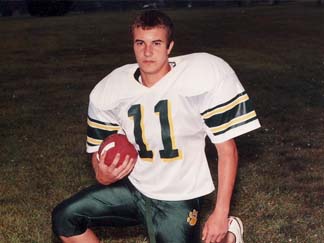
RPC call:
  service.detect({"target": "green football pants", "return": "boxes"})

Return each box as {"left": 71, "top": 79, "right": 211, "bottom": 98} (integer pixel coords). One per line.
{"left": 52, "top": 179, "right": 203, "bottom": 243}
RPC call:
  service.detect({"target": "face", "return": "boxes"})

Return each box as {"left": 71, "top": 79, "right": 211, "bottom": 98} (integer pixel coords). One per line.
{"left": 133, "top": 26, "right": 174, "bottom": 81}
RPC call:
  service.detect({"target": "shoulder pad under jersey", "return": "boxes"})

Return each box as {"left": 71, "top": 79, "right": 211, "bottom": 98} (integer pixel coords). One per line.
{"left": 89, "top": 64, "right": 141, "bottom": 110}
{"left": 171, "top": 53, "right": 236, "bottom": 97}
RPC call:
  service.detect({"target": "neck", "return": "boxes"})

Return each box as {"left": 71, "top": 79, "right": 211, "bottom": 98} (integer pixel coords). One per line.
{"left": 141, "top": 64, "right": 171, "bottom": 88}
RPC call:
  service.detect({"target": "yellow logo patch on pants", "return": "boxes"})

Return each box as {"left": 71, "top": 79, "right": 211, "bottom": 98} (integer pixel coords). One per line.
{"left": 187, "top": 209, "right": 198, "bottom": 226}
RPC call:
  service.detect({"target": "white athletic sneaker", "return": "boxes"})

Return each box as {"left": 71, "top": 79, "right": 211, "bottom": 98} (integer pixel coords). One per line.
{"left": 228, "top": 216, "right": 244, "bottom": 243}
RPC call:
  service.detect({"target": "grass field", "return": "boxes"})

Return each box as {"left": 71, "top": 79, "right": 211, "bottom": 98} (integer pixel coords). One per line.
{"left": 0, "top": 3, "right": 324, "bottom": 243}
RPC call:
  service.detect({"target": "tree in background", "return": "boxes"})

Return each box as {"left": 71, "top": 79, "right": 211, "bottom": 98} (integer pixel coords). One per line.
{"left": 26, "top": 0, "right": 73, "bottom": 16}
{"left": 269, "top": 0, "right": 280, "bottom": 5}
{"left": 0, "top": 0, "right": 13, "bottom": 16}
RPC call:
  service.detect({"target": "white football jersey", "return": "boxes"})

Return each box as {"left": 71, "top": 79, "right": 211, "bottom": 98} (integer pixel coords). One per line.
{"left": 86, "top": 53, "right": 261, "bottom": 200}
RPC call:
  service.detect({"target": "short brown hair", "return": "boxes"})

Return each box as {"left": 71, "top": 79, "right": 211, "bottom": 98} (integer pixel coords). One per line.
{"left": 131, "top": 10, "right": 174, "bottom": 47}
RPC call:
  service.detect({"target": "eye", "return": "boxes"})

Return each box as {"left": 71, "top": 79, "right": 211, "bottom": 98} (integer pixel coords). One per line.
{"left": 153, "top": 41, "right": 162, "bottom": 46}
{"left": 135, "top": 41, "right": 144, "bottom": 46}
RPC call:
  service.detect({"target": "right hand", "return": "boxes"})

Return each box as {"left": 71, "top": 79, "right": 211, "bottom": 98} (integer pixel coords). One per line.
{"left": 93, "top": 151, "right": 136, "bottom": 185}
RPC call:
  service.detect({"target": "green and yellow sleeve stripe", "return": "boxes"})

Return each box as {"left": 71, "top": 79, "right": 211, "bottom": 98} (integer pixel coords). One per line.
{"left": 86, "top": 116, "right": 120, "bottom": 147}
{"left": 201, "top": 91, "right": 258, "bottom": 136}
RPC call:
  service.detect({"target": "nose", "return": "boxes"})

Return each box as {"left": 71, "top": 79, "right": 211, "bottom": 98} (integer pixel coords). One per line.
{"left": 144, "top": 44, "right": 153, "bottom": 57}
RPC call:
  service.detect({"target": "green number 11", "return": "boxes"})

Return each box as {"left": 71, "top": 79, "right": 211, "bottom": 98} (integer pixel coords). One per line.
{"left": 128, "top": 100, "right": 182, "bottom": 162}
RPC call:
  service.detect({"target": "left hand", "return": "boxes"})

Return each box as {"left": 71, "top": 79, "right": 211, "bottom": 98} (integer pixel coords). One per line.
{"left": 202, "top": 212, "right": 228, "bottom": 243}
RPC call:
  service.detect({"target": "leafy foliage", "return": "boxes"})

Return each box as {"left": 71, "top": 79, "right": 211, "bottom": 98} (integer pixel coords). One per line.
{"left": 26, "top": 0, "right": 73, "bottom": 16}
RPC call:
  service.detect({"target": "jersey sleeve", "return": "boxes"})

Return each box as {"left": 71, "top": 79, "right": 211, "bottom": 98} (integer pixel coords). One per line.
{"left": 86, "top": 100, "right": 121, "bottom": 153}
{"left": 199, "top": 60, "right": 261, "bottom": 144}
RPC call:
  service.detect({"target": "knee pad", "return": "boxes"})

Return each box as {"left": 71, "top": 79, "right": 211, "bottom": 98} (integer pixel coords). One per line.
{"left": 51, "top": 200, "right": 88, "bottom": 237}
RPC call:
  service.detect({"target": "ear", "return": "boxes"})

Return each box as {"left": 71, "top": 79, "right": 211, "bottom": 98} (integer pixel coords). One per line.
{"left": 167, "top": 41, "right": 174, "bottom": 55}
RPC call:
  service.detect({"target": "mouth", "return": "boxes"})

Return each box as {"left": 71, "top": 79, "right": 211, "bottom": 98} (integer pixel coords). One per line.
{"left": 143, "top": 60, "right": 154, "bottom": 64}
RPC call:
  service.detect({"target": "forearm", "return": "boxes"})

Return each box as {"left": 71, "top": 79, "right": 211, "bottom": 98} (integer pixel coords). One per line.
{"left": 213, "top": 139, "right": 238, "bottom": 216}
{"left": 91, "top": 152, "right": 99, "bottom": 174}
{"left": 202, "top": 139, "right": 239, "bottom": 242}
